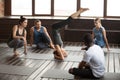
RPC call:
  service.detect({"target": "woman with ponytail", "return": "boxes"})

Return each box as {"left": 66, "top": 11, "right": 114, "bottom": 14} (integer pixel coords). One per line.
{"left": 7, "top": 16, "right": 28, "bottom": 57}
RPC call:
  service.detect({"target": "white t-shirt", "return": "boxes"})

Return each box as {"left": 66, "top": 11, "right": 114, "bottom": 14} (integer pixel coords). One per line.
{"left": 83, "top": 44, "right": 105, "bottom": 78}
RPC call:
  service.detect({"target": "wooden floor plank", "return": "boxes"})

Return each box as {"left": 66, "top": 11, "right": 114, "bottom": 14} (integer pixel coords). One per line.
{"left": 108, "top": 53, "right": 114, "bottom": 72}
{"left": 114, "top": 53, "right": 120, "bottom": 73}
{"left": 0, "top": 42, "right": 120, "bottom": 80}
{"left": 26, "top": 60, "right": 46, "bottom": 80}
{"left": 105, "top": 53, "right": 109, "bottom": 72}
{"left": 34, "top": 60, "right": 55, "bottom": 80}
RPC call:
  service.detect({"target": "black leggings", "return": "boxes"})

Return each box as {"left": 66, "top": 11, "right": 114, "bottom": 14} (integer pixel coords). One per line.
{"left": 70, "top": 67, "right": 100, "bottom": 79}
{"left": 52, "top": 16, "right": 73, "bottom": 46}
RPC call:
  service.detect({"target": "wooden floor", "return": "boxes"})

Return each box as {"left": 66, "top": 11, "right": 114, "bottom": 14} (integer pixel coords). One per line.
{"left": 0, "top": 42, "right": 120, "bottom": 80}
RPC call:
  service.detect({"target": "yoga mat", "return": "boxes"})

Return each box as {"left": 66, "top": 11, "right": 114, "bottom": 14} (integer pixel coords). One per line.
{"left": 20, "top": 53, "right": 54, "bottom": 60}
{"left": 64, "top": 55, "right": 83, "bottom": 62}
{"left": 41, "top": 69, "right": 74, "bottom": 79}
{"left": 64, "top": 46, "right": 120, "bottom": 54}
{"left": 0, "top": 64, "right": 36, "bottom": 76}
{"left": 64, "top": 46, "right": 82, "bottom": 51}
{"left": 101, "top": 73, "right": 120, "bottom": 80}
{"left": 103, "top": 48, "right": 120, "bottom": 53}
{"left": 42, "top": 70, "right": 120, "bottom": 80}
{"left": 20, "top": 53, "right": 83, "bottom": 62}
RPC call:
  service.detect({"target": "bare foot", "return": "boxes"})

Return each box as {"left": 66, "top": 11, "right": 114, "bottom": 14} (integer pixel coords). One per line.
{"left": 13, "top": 51, "right": 19, "bottom": 57}
{"left": 24, "top": 49, "right": 27, "bottom": 55}
{"left": 50, "top": 43, "right": 55, "bottom": 50}
{"left": 24, "top": 52, "right": 27, "bottom": 55}
{"left": 70, "top": 8, "right": 89, "bottom": 19}
{"left": 79, "top": 8, "right": 89, "bottom": 13}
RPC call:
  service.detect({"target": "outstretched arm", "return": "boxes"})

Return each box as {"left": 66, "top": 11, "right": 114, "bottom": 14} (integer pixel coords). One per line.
{"left": 43, "top": 27, "right": 55, "bottom": 49}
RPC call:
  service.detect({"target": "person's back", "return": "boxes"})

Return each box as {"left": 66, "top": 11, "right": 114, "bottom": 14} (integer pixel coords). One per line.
{"left": 85, "top": 44, "right": 105, "bottom": 77}
{"left": 69, "top": 33, "right": 105, "bottom": 79}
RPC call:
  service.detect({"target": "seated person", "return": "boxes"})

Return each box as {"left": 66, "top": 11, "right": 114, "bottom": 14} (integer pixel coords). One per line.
{"left": 69, "top": 33, "right": 105, "bottom": 79}
{"left": 92, "top": 18, "right": 110, "bottom": 51}
{"left": 30, "top": 19, "right": 54, "bottom": 49}
{"left": 52, "top": 8, "right": 89, "bottom": 60}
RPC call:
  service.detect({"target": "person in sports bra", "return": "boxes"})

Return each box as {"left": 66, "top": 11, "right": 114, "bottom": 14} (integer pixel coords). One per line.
{"left": 7, "top": 16, "right": 28, "bottom": 57}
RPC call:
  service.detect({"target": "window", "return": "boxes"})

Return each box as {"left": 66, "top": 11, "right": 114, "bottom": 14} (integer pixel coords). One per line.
{"left": 107, "top": 0, "right": 120, "bottom": 16}
{"left": 11, "top": 0, "right": 32, "bottom": 15}
{"left": 54, "top": 0, "right": 77, "bottom": 16}
{"left": 35, "top": 0, "right": 51, "bottom": 15}
{"left": 5, "top": 0, "right": 120, "bottom": 18}
{"left": 81, "top": 0, "right": 104, "bottom": 17}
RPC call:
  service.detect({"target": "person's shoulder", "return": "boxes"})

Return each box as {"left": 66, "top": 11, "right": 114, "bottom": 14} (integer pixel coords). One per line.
{"left": 94, "top": 44, "right": 100, "bottom": 48}
{"left": 41, "top": 26, "right": 45, "bottom": 28}
{"left": 100, "top": 26, "right": 105, "bottom": 30}
{"left": 93, "top": 44, "right": 103, "bottom": 51}
{"left": 42, "top": 26, "right": 47, "bottom": 30}
{"left": 13, "top": 25, "right": 18, "bottom": 27}
{"left": 13, "top": 25, "right": 18, "bottom": 29}
{"left": 89, "top": 44, "right": 100, "bottom": 50}
{"left": 93, "top": 27, "right": 96, "bottom": 31}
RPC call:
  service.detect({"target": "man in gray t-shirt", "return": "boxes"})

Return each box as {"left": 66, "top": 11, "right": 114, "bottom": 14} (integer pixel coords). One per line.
{"left": 69, "top": 33, "right": 105, "bottom": 79}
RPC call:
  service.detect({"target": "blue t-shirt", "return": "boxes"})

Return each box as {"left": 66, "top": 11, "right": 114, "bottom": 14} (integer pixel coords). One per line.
{"left": 34, "top": 26, "right": 44, "bottom": 44}
{"left": 93, "top": 26, "right": 105, "bottom": 47}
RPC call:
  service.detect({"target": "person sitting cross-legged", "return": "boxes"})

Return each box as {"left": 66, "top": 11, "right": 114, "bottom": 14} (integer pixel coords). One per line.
{"left": 69, "top": 33, "right": 105, "bottom": 79}
{"left": 30, "top": 19, "right": 55, "bottom": 49}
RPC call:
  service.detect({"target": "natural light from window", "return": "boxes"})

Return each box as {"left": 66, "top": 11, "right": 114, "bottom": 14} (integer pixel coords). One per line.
{"left": 107, "top": 0, "right": 120, "bottom": 16}
{"left": 81, "top": 0, "right": 104, "bottom": 17}
{"left": 54, "top": 0, "right": 77, "bottom": 16}
{"left": 11, "top": 0, "right": 32, "bottom": 15}
{"left": 35, "top": 0, "right": 51, "bottom": 14}
{"left": 11, "top": 0, "right": 120, "bottom": 17}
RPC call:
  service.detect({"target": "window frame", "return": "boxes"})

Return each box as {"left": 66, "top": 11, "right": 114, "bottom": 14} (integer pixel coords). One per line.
{"left": 4, "top": 0, "right": 120, "bottom": 18}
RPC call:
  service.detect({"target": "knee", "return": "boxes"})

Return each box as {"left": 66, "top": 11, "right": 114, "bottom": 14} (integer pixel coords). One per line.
{"left": 7, "top": 43, "right": 13, "bottom": 48}
{"left": 14, "top": 39, "right": 20, "bottom": 43}
{"left": 24, "top": 42, "right": 27, "bottom": 45}
{"left": 69, "top": 68, "right": 73, "bottom": 74}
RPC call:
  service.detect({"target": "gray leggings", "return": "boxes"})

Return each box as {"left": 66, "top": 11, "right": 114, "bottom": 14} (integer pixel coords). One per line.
{"left": 7, "top": 39, "right": 24, "bottom": 49}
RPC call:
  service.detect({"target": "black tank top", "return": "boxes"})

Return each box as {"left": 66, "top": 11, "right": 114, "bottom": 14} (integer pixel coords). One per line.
{"left": 7, "top": 26, "right": 25, "bottom": 43}
{"left": 16, "top": 27, "right": 25, "bottom": 36}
